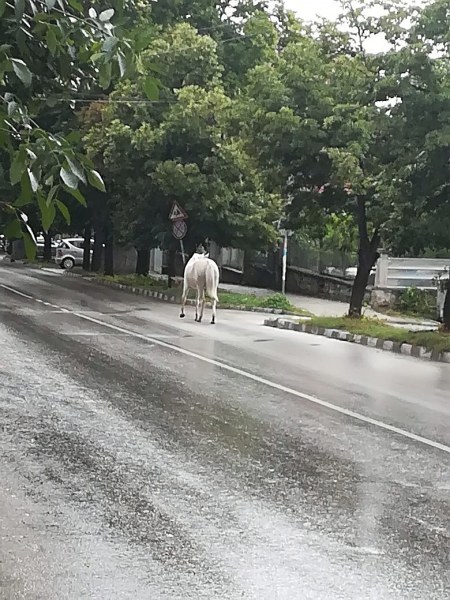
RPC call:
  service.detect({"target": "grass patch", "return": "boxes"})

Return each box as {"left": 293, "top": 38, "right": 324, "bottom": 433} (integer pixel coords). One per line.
{"left": 218, "top": 291, "right": 311, "bottom": 315}
{"left": 97, "top": 274, "right": 311, "bottom": 315}
{"left": 99, "top": 274, "right": 166, "bottom": 290}
{"left": 308, "top": 316, "right": 450, "bottom": 353}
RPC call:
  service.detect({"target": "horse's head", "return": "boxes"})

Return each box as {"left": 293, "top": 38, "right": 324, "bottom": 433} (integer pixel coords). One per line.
{"left": 190, "top": 252, "right": 205, "bottom": 262}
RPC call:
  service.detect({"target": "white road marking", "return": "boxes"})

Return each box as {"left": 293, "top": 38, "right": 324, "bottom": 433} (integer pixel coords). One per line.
{"left": 2, "top": 281, "right": 450, "bottom": 455}
{"left": 59, "top": 331, "right": 131, "bottom": 336}
{"left": 0, "top": 284, "right": 34, "bottom": 300}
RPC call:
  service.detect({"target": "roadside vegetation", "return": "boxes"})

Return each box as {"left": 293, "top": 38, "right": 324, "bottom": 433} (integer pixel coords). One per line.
{"left": 99, "top": 274, "right": 311, "bottom": 315}
{"left": 307, "top": 317, "right": 450, "bottom": 353}
{"left": 1, "top": 0, "right": 449, "bottom": 325}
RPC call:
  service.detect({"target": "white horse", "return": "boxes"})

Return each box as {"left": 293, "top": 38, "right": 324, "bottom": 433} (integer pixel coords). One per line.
{"left": 180, "top": 252, "right": 220, "bottom": 324}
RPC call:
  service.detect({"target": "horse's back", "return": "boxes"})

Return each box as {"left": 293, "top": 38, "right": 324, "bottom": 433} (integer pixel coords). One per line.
{"left": 184, "top": 256, "right": 219, "bottom": 298}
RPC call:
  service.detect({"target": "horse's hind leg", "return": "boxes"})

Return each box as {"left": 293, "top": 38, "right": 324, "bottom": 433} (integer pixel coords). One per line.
{"left": 198, "top": 291, "right": 206, "bottom": 323}
{"left": 194, "top": 288, "right": 201, "bottom": 322}
{"left": 210, "top": 298, "right": 217, "bottom": 324}
{"left": 180, "top": 286, "right": 189, "bottom": 318}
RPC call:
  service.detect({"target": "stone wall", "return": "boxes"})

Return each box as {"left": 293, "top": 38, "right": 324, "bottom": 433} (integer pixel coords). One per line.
{"left": 286, "top": 265, "right": 370, "bottom": 303}
{"left": 240, "top": 262, "right": 369, "bottom": 303}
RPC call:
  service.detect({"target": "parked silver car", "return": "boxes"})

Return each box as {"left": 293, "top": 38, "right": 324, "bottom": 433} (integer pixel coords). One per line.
{"left": 55, "top": 238, "right": 92, "bottom": 269}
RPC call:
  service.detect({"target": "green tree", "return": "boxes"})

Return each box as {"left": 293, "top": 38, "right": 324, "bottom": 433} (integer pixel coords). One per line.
{"left": 84, "top": 23, "right": 281, "bottom": 275}
{"left": 0, "top": 0, "right": 159, "bottom": 256}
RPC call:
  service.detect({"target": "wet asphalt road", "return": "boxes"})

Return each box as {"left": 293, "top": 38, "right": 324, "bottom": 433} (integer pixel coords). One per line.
{"left": 0, "top": 264, "right": 449, "bottom": 600}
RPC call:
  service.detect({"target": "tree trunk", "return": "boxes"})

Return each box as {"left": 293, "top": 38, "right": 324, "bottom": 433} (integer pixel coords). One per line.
{"left": 104, "top": 225, "right": 114, "bottom": 277}
{"left": 348, "top": 197, "right": 380, "bottom": 318}
{"left": 443, "top": 285, "right": 450, "bottom": 331}
{"left": 43, "top": 231, "right": 52, "bottom": 263}
{"left": 135, "top": 246, "right": 150, "bottom": 276}
{"left": 91, "top": 228, "right": 103, "bottom": 272}
{"left": 82, "top": 225, "right": 91, "bottom": 271}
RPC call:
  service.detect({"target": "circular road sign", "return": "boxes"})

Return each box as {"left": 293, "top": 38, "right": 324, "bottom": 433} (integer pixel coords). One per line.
{"left": 172, "top": 219, "right": 187, "bottom": 240}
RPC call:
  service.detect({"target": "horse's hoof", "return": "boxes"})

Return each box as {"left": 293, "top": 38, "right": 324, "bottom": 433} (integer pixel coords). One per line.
{"left": 180, "top": 313, "right": 185, "bottom": 319}
{"left": 211, "top": 319, "right": 215, "bottom": 325}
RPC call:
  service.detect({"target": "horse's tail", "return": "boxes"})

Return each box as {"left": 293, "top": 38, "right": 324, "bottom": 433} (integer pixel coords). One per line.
{"left": 205, "top": 259, "right": 219, "bottom": 302}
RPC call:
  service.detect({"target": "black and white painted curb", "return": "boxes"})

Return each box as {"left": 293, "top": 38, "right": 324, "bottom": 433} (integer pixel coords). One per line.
{"left": 63, "top": 271, "right": 299, "bottom": 316}
{"left": 264, "top": 318, "right": 450, "bottom": 364}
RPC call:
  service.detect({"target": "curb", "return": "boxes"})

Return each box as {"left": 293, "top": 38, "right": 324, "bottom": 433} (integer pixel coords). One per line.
{"left": 63, "top": 271, "right": 302, "bottom": 316}
{"left": 264, "top": 318, "right": 450, "bottom": 365}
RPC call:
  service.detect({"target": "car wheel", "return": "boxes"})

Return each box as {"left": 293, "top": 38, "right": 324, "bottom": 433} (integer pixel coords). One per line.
{"left": 62, "top": 257, "right": 75, "bottom": 270}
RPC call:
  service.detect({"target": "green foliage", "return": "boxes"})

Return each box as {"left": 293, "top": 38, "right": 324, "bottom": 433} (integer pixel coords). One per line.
{"left": 0, "top": 0, "right": 159, "bottom": 254}
{"left": 83, "top": 23, "right": 282, "bottom": 253}
{"left": 258, "top": 293, "right": 293, "bottom": 310}
{"left": 2, "top": 0, "right": 448, "bottom": 274}
{"left": 399, "top": 288, "right": 436, "bottom": 319}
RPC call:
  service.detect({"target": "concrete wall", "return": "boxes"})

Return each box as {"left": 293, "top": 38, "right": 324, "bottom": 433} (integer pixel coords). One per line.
{"left": 286, "top": 266, "right": 371, "bottom": 303}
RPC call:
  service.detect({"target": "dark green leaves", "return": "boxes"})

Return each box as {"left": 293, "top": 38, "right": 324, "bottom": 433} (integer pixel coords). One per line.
{"left": 143, "top": 76, "right": 159, "bottom": 101}
{"left": 118, "top": 51, "right": 126, "bottom": 77}
{"left": 3, "top": 209, "right": 36, "bottom": 260}
{"left": 67, "top": 0, "right": 83, "bottom": 12}
{"left": 28, "top": 169, "right": 39, "bottom": 192}
{"left": 38, "top": 193, "right": 56, "bottom": 232}
{"left": 46, "top": 28, "right": 57, "bottom": 56}
{"left": 63, "top": 185, "right": 86, "bottom": 206}
{"left": 0, "top": 0, "right": 6, "bottom": 18}
{"left": 10, "top": 150, "right": 25, "bottom": 185}
{"left": 11, "top": 58, "right": 32, "bottom": 87}
{"left": 102, "top": 36, "right": 119, "bottom": 53}
{"left": 56, "top": 199, "right": 71, "bottom": 225}
{"left": 23, "top": 225, "right": 37, "bottom": 260}
{"left": 87, "top": 169, "right": 106, "bottom": 192}
{"left": 60, "top": 165, "right": 79, "bottom": 189}
{"left": 66, "top": 156, "right": 86, "bottom": 184}
{"left": 99, "top": 61, "right": 112, "bottom": 89}
{"left": 15, "top": 171, "right": 33, "bottom": 206}
{"left": 7, "top": 101, "right": 19, "bottom": 117}
{"left": 5, "top": 219, "right": 22, "bottom": 239}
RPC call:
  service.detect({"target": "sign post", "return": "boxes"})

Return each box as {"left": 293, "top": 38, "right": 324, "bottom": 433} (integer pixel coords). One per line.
{"left": 281, "top": 229, "right": 288, "bottom": 295}
{"left": 169, "top": 201, "right": 188, "bottom": 266}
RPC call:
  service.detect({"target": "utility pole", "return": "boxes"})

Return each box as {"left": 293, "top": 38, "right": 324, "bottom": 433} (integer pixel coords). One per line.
{"left": 281, "top": 229, "right": 288, "bottom": 295}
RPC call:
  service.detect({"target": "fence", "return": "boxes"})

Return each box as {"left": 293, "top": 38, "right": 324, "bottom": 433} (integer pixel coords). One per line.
{"left": 220, "top": 247, "right": 245, "bottom": 271}
{"left": 375, "top": 256, "right": 450, "bottom": 290}
{"left": 287, "top": 238, "right": 356, "bottom": 274}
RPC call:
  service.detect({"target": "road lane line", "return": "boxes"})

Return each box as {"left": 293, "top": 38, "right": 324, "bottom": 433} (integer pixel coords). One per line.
{"left": 2, "top": 281, "right": 450, "bottom": 455}
{"left": 71, "top": 313, "right": 450, "bottom": 455}
{"left": 0, "top": 284, "right": 34, "bottom": 300}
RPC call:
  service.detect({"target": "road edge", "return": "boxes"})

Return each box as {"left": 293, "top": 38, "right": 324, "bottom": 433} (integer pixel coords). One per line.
{"left": 264, "top": 317, "right": 450, "bottom": 364}
{"left": 62, "top": 271, "right": 303, "bottom": 317}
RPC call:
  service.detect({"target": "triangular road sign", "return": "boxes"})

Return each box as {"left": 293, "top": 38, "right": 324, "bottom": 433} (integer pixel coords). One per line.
{"left": 169, "top": 201, "right": 188, "bottom": 221}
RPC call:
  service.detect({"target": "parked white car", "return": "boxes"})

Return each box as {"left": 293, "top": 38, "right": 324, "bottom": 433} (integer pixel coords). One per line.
{"left": 55, "top": 238, "right": 92, "bottom": 269}
{"left": 345, "top": 266, "right": 376, "bottom": 280}
{"left": 36, "top": 236, "right": 59, "bottom": 259}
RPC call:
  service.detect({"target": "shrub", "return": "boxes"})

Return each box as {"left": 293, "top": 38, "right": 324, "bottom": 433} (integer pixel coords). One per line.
{"left": 259, "top": 293, "right": 293, "bottom": 310}
{"left": 399, "top": 287, "right": 435, "bottom": 318}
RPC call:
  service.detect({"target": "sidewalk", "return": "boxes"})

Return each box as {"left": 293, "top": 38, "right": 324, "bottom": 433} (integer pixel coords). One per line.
{"left": 218, "top": 283, "right": 439, "bottom": 330}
